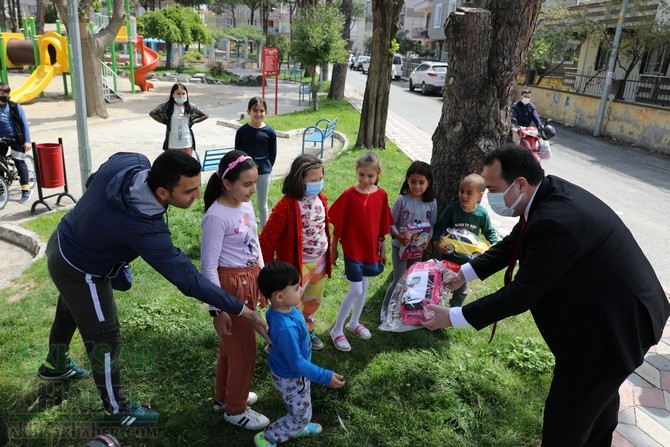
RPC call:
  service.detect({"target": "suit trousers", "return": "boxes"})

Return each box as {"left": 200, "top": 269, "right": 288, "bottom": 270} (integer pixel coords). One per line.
{"left": 542, "top": 370, "right": 628, "bottom": 447}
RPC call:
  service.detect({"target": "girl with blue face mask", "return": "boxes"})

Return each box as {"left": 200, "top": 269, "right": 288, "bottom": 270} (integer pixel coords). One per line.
{"left": 259, "top": 155, "right": 333, "bottom": 351}
{"left": 149, "top": 82, "right": 208, "bottom": 157}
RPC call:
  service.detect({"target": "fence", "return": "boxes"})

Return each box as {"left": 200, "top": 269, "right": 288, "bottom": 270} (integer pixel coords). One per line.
{"left": 529, "top": 70, "right": 670, "bottom": 109}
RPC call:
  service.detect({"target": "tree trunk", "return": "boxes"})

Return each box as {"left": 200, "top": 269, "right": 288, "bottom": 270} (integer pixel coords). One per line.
{"left": 54, "top": 0, "right": 126, "bottom": 118}
{"left": 431, "top": 3, "right": 541, "bottom": 207}
{"left": 328, "top": 0, "right": 353, "bottom": 100}
{"left": 356, "top": 0, "right": 404, "bottom": 149}
{"left": 35, "top": 0, "right": 46, "bottom": 35}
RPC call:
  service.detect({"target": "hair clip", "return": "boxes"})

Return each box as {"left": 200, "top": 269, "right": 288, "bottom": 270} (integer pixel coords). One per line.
{"left": 221, "top": 155, "right": 252, "bottom": 180}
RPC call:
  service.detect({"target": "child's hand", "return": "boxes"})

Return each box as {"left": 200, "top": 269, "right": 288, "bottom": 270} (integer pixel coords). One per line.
{"left": 395, "top": 231, "right": 410, "bottom": 246}
{"left": 213, "top": 312, "right": 233, "bottom": 336}
{"left": 433, "top": 240, "right": 447, "bottom": 254}
{"left": 332, "top": 249, "right": 339, "bottom": 266}
{"left": 329, "top": 372, "right": 346, "bottom": 388}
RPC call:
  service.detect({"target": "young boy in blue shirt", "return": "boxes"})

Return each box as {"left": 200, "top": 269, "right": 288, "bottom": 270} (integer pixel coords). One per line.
{"left": 255, "top": 261, "right": 345, "bottom": 447}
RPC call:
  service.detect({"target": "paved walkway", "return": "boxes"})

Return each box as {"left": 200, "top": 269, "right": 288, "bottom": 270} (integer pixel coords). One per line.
{"left": 0, "top": 72, "right": 668, "bottom": 446}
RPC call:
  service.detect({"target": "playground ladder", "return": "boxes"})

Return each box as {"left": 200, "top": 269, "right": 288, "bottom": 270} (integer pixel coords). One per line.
{"left": 101, "top": 61, "right": 123, "bottom": 103}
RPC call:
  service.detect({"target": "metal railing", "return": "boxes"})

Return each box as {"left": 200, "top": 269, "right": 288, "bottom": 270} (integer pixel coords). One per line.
{"left": 101, "top": 61, "right": 124, "bottom": 103}
{"left": 530, "top": 70, "right": 670, "bottom": 109}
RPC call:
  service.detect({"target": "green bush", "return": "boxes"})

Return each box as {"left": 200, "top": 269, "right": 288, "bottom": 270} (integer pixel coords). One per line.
{"left": 182, "top": 49, "right": 203, "bottom": 62}
{"left": 208, "top": 60, "right": 226, "bottom": 78}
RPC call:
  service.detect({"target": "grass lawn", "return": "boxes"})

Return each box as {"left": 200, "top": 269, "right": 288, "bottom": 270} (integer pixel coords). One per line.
{"left": 0, "top": 98, "right": 553, "bottom": 447}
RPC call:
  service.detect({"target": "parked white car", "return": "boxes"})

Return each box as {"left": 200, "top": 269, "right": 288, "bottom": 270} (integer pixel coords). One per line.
{"left": 361, "top": 58, "right": 370, "bottom": 74}
{"left": 354, "top": 55, "right": 370, "bottom": 71}
{"left": 392, "top": 53, "right": 403, "bottom": 80}
{"left": 408, "top": 61, "right": 448, "bottom": 95}
{"left": 363, "top": 54, "right": 404, "bottom": 80}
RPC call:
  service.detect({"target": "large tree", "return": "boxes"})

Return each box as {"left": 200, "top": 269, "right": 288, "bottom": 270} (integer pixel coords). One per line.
{"left": 355, "top": 0, "right": 404, "bottom": 149}
{"left": 137, "top": 5, "right": 213, "bottom": 69}
{"left": 53, "top": 0, "right": 126, "bottom": 119}
{"left": 327, "top": 0, "right": 353, "bottom": 100}
{"left": 291, "top": 4, "right": 347, "bottom": 110}
{"left": 431, "top": 2, "right": 542, "bottom": 207}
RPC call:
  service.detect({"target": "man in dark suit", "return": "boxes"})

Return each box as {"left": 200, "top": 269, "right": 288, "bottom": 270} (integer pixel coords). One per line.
{"left": 423, "top": 144, "right": 670, "bottom": 447}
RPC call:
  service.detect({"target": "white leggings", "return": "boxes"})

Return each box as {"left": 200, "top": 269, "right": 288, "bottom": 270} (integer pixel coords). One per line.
{"left": 332, "top": 277, "right": 371, "bottom": 335}
{"left": 256, "top": 173, "right": 271, "bottom": 227}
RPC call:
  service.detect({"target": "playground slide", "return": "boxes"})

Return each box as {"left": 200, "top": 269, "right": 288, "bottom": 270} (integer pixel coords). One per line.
{"left": 133, "top": 42, "right": 159, "bottom": 92}
{"left": 10, "top": 64, "right": 57, "bottom": 104}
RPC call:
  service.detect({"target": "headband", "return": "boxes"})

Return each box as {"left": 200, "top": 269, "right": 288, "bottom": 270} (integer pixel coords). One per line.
{"left": 221, "top": 155, "right": 252, "bottom": 180}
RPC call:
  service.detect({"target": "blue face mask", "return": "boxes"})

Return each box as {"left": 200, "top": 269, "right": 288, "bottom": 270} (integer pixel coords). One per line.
{"left": 305, "top": 180, "right": 324, "bottom": 197}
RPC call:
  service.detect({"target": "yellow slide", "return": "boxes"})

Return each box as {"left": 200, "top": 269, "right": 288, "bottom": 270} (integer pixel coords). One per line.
{"left": 11, "top": 64, "right": 58, "bottom": 104}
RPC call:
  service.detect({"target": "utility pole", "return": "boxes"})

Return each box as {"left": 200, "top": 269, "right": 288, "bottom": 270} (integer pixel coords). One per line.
{"left": 67, "top": 0, "right": 92, "bottom": 190}
{"left": 594, "top": 0, "right": 629, "bottom": 137}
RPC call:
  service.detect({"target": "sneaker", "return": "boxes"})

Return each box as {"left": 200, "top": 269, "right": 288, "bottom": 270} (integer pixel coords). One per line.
{"left": 20, "top": 189, "right": 32, "bottom": 203}
{"left": 212, "top": 392, "right": 258, "bottom": 412}
{"left": 224, "top": 407, "right": 270, "bottom": 430}
{"left": 37, "top": 359, "right": 90, "bottom": 381}
{"left": 294, "top": 422, "right": 323, "bottom": 438}
{"left": 254, "top": 432, "right": 276, "bottom": 447}
{"left": 309, "top": 331, "right": 324, "bottom": 350}
{"left": 103, "top": 401, "right": 159, "bottom": 426}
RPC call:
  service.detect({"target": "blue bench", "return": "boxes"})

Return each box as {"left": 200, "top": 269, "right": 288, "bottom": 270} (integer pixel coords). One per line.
{"left": 299, "top": 82, "right": 312, "bottom": 106}
{"left": 200, "top": 147, "right": 234, "bottom": 172}
{"left": 285, "top": 65, "right": 302, "bottom": 82}
{"left": 302, "top": 118, "right": 338, "bottom": 158}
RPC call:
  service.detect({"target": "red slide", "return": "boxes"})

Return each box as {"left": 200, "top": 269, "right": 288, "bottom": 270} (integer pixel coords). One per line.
{"left": 132, "top": 35, "right": 159, "bottom": 92}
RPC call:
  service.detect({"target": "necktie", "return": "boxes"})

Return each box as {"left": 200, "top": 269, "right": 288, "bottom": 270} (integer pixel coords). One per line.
{"left": 489, "top": 215, "right": 527, "bottom": 343}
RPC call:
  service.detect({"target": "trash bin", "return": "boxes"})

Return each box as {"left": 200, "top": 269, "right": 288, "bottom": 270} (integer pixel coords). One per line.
{"left": 36, "top": 143, "right": 65, "bottom": 188}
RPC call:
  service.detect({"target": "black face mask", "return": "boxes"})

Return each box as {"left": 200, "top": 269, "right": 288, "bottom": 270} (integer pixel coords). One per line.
{"left": 0, "top": 96, "right": 8, "bottom": 104}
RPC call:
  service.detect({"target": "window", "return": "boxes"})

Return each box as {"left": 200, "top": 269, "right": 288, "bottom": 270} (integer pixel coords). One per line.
{"left": 595, "top": 42, "right": 611, "bottom": 71}
{"left": 434, "top": 4, "right": 442, "bottom": 29}
{"left": 447, "top": 0, "right": 456, "bottom": 15}
{"left": 641, "top": 47, "right": 670, "bottom": 75}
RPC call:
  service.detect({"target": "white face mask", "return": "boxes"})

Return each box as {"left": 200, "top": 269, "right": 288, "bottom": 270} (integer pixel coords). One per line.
{"left": 174, "top": 97, "right": 187, "bottom": 105}
{"left": 521, "top": 97, "right": 531, "bottom": 105}
{"left": 487, "top": 180, "right": 523, "bottom": 217}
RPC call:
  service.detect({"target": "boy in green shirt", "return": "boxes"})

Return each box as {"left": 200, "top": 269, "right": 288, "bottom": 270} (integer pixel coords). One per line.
{"left": 432, "top": 174, "right": 498, "bottom": 307}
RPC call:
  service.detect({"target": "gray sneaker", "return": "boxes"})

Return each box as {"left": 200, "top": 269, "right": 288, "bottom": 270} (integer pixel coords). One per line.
{"left": 309, "top": 331, "right": 324, "bottom": 350}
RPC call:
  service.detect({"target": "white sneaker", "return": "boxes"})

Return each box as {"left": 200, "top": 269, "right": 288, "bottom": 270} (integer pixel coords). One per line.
{"left": 213, "top": 392, "right": 259, "bottom": 411}
{"left": 224, "top": 407, "right": 270, "bottom": 430}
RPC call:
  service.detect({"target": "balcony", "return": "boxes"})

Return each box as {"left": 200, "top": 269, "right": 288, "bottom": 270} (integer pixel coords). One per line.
{"left": 412, "top": 27, "right": 429, "bottom": 38}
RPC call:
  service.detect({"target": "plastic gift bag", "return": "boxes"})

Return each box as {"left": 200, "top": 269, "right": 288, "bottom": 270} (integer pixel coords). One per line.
{"left": 379, "top": 259, "right": 458, "bottom": 332}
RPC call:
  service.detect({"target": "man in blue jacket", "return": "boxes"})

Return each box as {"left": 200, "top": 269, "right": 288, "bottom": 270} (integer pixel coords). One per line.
{"left": 37, "top": 150, "right": 269, "bottom": 426}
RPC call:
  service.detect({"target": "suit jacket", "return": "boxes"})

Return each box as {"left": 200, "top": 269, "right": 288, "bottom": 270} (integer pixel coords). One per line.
{"left": 464, "top": 175, "right": 669, "bottom": 380}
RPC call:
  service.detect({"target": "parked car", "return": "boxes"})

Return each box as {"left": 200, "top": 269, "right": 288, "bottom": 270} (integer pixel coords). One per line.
{"left": 354, "top": 55, "right": 370, "bottom": 71}
{"left": 361, "top": 58, "right": 370, "bottom": 74}
{"left": 408, "top": 61, "right": 448, "bottom": 95}
{"left": 392, "top": 53, "right": 403, "bottom": 80}
{"left": 363, "top": 54, "right": 403, "bottom": 79}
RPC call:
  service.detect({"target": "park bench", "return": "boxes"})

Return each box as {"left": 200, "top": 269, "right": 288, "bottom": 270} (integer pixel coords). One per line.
{"left": 200, "top": 147, "right": 234, "bottom": 172}
{"left": 299, "top": 82, "right": 312, "bottom": 106}
{"left": 301, "top": 118, "right": 338, "bottom": 158}
{"left": 285, "top": 65, "right": 303, "bottom": 82}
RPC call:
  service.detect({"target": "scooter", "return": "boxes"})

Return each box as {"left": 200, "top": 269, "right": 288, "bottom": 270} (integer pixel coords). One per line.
{"left": 511, "top": 118, "right": 556, "bottom": 162}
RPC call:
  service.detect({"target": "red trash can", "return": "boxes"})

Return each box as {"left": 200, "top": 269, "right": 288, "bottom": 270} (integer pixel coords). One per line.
{"left": 36, "top": 143, "right": 65, "bottom": 188}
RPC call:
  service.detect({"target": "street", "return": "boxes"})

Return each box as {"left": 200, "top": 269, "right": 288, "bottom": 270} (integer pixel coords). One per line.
{"left": 347, "top": 70, "right": 670, "bottom": 289}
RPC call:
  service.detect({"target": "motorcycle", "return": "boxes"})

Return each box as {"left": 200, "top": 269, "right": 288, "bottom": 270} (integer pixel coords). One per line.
{"left": 511, "top": 118, "right": 556, "bottom": 162}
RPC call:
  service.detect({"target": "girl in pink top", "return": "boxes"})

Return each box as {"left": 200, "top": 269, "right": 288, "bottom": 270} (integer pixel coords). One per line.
{"left": 201, "top": 150, "right": 269, "bottom": 431}
{"left": 328, "top": 151, "right": 393, "bottom": 352}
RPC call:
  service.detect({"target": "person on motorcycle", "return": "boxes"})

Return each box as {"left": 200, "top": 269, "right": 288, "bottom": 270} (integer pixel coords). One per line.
{"left": 510, "top": 89, "right": 551, "bottom": 157}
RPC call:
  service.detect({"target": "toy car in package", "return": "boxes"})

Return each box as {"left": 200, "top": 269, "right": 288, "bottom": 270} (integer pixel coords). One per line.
{"left": 439, "top": 227, "right": 490, "bottom": 260}
{"left": 379, "top": 259, "right": 459, "bottom": 332}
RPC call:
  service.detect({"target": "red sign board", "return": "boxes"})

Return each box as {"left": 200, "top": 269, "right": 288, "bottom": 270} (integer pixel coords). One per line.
{"left": 262, "top": 46, "right": 279, "bottom": 76}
